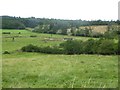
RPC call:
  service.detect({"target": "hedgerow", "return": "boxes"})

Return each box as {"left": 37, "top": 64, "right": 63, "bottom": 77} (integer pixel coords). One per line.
{"left": 21, "top": 39, "right": 118, "bottom": 55}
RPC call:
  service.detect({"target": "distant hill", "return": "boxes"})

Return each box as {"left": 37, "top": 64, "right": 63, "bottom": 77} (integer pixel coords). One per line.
{"left": 1, "top": 16, "right": 41, "bottom": 29}
{"left": 1, "top": 15, "right": 120, "bottom": 30}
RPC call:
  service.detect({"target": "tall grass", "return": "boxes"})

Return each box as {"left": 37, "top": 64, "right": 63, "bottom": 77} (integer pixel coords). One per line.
{"left": 2, "top": 53, "right": 118, "bottom": 88}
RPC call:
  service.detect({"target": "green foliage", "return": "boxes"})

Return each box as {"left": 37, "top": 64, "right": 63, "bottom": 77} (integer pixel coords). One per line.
{"left": 82, "top": 39, "right": 95, "bottom": 54}
{"left": 2, "top": 16, "right": 25, "bottom": 29}
{"left": 104, "top": 31, "right": 116, "bottom": 39}
{"left": 33, "top": 25, "right": 49, "bottom": 33}
{"left": 3, "top": 51, "right": 10, "bottom": 54}
{"left": 21, "top": 44, "right": 64, "bottom": 54}
{"left": 90, "top": 32, "right": 103, "bottom": 38}
{"left": 21, "top": 39, "right": 118, "bottom": 55}
{"left": 97, "top": 39, "right": 117, "bottom": 55}
{"left": 104, "top": 25, "right": 119, "bottom": 39}
{"left": 39, "top": 46, "right": 64, "bottom": 54}
{"left": 2, "top": 16, "right": 119, "bottom": 39}
{"left": 60, "top": 40, "right": 83, "bottom": 54}
{"left": 61, "top": 39, "right": 118, "bottom": 55}
{"left": 21, "top": 44, "right": 40, "bottom": 52}
{"left": 30, "top": 35, "right": 37, "bottom": 37}
{"left": 2, "top": 32, "right": 11, "bottom": 34}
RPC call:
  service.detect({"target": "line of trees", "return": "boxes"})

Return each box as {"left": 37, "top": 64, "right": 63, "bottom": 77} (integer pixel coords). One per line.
{"left": 34, "top": 23, "right": 119, "bottom": 39}
{"left": 21, "top": 39, "right": 118, "bottom": 55}
{"left": 1, "top": 15, "right": 120, "bottom": 29}
{"left": 1, "top": 16, "right": 41, "bottom": 29}
{"left": 2, "top": 16, "right": 120, "bottom": 39}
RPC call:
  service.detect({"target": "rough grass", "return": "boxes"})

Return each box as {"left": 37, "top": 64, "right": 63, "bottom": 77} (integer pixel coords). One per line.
{"left": 2, "top": 52, "right": 118, "bottom": 88}
{"left": 2, "top": 29, "right": 118, "bottom": 88}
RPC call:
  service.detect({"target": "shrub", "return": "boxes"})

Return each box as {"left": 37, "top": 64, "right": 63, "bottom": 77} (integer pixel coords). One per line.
{"left": 92, "top": 33, "right": 103, "bottom": 38}
{"left": 2, "top": 32, "right": 11, "bottom": 34}
{"left": 21, "top": 44, "right": 65, "bottom": 54}
{"left": 97, "top": 39, "right": 117, "bottom": 55}
{"left": 60, "top": 39, "right": 118, "bottom": 55}
{"left": 60, "top": 40, "right": 83, "bottom": 54}
{"left": 18, "top": 32, "right": 21, "bottom": 34}
{"left": 3, "top": 51, "right": 10, "bottom": 54}
{"left": 82, "top": 39, "right": 95, "bottom": 54}
{"left": 21, "top": 44, "right": 40, "bottom": 52}
{"left": 30, "top": 35, "right": 37, "bottom": 37}
{"left": 39, "top": 46, "right": 64, "bottom": 54}
{"left": 21, "top": 39, "right": 118, "bottom": 55}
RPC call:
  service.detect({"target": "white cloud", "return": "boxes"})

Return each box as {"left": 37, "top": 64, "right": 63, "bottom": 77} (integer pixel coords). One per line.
{"left": 0, "top": 0, "right": 119, "bottom": 20}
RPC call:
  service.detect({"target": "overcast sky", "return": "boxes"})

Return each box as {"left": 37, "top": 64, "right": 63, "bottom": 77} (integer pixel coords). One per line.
{"left": 0, "top": 0, "right": 119, "bottom": 20}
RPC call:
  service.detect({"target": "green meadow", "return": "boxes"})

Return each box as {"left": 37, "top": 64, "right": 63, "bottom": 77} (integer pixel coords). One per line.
{"left": 2, "top": 29, "right": 118, "bottom": 88}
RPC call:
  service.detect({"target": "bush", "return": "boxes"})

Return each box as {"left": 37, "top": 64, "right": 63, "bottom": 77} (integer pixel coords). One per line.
{"left": 60, "top": 39, "right": 118, "bottom": 55}
{"left": 39, "top": 46, "right": 64, "bottom": 54}
{"left": 92, "top": 33, "right": 103, "bottom": 38}
{"left": 2, "top": 32, "right": 11, "bottom": 34}
{"left": 60, "top": 40, "right": 83, "bottom": 54}
{"left": 21, "top": 44, "right": 65, "bottom": 54}
{"left": 3, "top": 51, "right": 10, "bottom": 54}
{"left": 21, "top": 44, "right": 40, "bottom": 52}
{"left": 18, "top": 32, "right": 21, "bottom": 34}
{"left": 118, "top": 36, "right": 120, "bottom": 55}
{"left": 21, "top": 39, "right": 118, "bottom": 55}
{"left": 97, "top": 39, "right": 117, "bottom": 55}
{"left": 82, "top": 39, "right": 95, "bottom": 54}
{"left": 30, "top": 35, "right": 37, "bottom": 37}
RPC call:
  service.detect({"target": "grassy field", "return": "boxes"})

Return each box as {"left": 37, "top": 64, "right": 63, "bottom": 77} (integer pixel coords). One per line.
{"left": 2, "top": 29, "right": 95, "bottom": 52}
{"left": 2, "top": 29, "right": 118, "bottom": 88}
{"left": 2, "top": 53, "right": 118, "bottom": 88}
